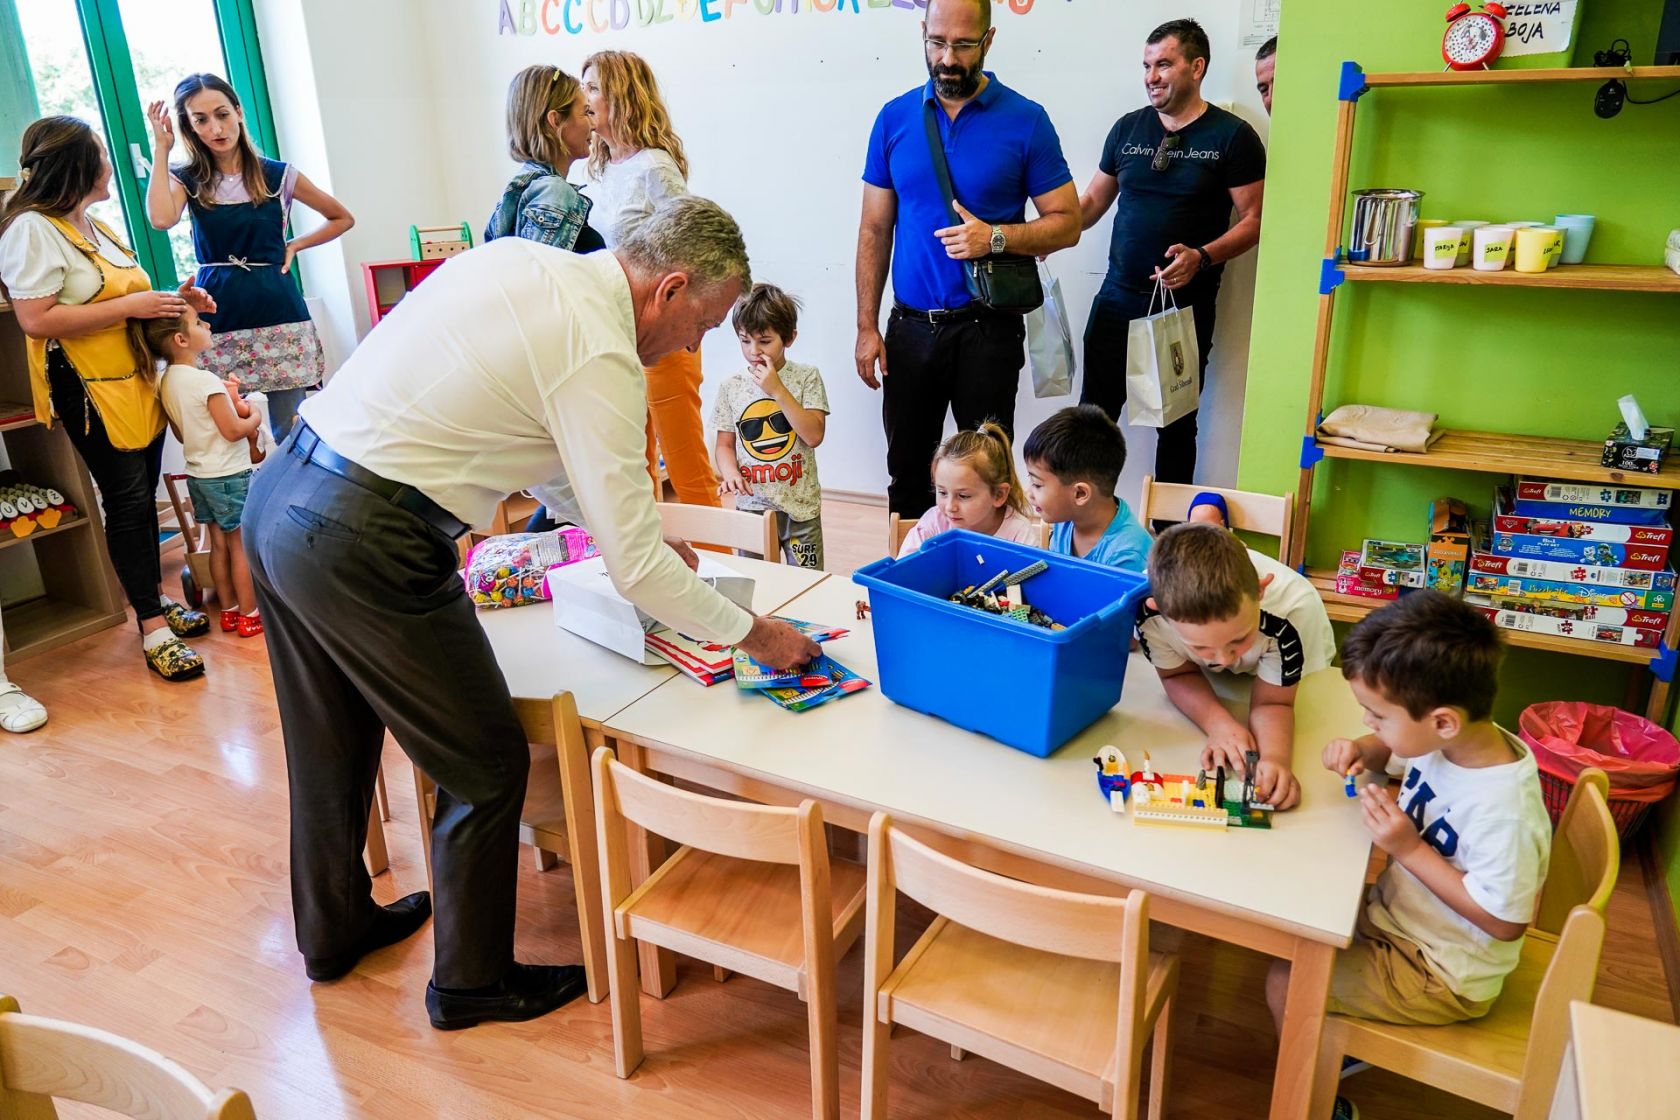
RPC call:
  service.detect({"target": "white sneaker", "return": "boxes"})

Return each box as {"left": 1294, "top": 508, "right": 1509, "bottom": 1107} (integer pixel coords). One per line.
{"left": 0, "top": 682, "right": 47, "bottom": 733}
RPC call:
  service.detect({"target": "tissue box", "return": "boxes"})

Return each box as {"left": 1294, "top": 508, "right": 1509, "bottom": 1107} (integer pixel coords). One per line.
{"left": 1602, "top": 421, "right": 1674, "bottom": 474}
{"left": 1666, "top": 229, "right": 1680, "bottom": 277}
{"left": 1426, "top": 497, "right": 1470, "bottom": 593}
{"left": 547, "top": 555, "right": 754, "bottom": 664}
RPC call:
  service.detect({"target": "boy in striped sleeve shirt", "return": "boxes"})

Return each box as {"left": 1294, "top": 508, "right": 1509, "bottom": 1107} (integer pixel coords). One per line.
{"left": 1135, "top": 523, "right": 1335, "bottom": 811}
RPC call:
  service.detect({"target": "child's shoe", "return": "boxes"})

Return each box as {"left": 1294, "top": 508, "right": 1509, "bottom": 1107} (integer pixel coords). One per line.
{"left": 220, "top": 609, "right": 240, "bottom": 633}
{"left": 1332, "top": 1097, "right": 1359, "bottom": 1119}
{"left": 143, "top": 629, "right": 205, "bottom": 681}
{"left": 236, "top": 613, "right": 264, "bottom": 639}
{"left": 161, "top": 596, "right": 210, "bottom": 638}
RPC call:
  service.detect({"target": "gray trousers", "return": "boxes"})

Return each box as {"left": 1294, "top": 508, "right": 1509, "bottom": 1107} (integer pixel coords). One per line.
{"left": 243, "top": 435, "right": 528, "bottom": 988}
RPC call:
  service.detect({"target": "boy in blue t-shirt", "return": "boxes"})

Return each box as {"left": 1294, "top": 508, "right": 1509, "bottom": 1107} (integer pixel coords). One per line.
{"left": 1022, "top": 405, "right": 1151, "bottom": 571}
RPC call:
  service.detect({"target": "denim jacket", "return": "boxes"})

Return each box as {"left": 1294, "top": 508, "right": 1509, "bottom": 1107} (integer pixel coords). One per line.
{"left": 484, "top": 162, "right": 595, "bottom": 251}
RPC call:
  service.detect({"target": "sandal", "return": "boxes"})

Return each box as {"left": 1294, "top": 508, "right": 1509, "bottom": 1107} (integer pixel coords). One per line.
{"left": 161, "top": 597, "right": 210, "bottom": 638}
{"left": 220, "top": 609, "right": 240, "bottom": 633}
{"left": 0, "top": 682, "right": 47, "bottom": 733}
{"left": 144, "top": 635, "right": 205, "bottom": 681}
{"left": 236, "top": 613, "right": 264, "bottom": 639}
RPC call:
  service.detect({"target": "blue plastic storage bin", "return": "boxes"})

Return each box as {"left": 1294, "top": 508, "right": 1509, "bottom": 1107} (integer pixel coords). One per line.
{"left": 852, "top": 529, "right": 1149, "bottom": 757}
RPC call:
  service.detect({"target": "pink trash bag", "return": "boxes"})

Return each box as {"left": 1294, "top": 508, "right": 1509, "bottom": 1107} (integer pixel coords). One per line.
{"left": 1519, "top": 701, "right": 1680, "bottom": 837}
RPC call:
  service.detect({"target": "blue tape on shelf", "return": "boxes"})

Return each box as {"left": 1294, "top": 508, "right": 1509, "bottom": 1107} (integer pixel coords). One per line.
{"left": 1653, "top": 641, "right": 1677, "bottom": 683}
{"left": 1300, "top": 436, "right": 1325, "bottom": 470}
{"left": 1319, "top": 256, "right": 1345, "bottom": 295}
{"left": 1338, "top": 61, "right": 1367, "bottom": 102}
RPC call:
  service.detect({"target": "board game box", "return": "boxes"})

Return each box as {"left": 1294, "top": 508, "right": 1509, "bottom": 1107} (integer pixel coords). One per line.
{"left": 1465, "top": 571, "right": 1676, "bottom": 611}
{"left": 1470, "top": 524, "right": 1677, "bottom": 590}
{"left": 1471, "top": 594, "right": 1669, "bottom": 632}
{"left": 1357, "top": 539, "right": 1427, "bottom": 588}
{"left": 1485, "top": 527, "right": 1669, "bottom": 570}
{"left": 1492, "top": 487, "right": 1674, "bottom": 545}
{"left": 1463, "top": 595, "right": 1664, "bottom": 649}
{"left": 1514, "top": 478, "right": 1673, "bottom": 509}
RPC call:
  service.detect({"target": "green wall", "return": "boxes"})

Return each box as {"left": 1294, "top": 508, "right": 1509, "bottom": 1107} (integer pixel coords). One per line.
{"left": 1239, "top": 1, "right": 1680, "bottom": 926}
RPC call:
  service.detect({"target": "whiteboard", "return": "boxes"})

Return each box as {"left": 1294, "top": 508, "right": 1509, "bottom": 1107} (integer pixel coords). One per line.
{"left": 423, "top": 0, "right": 1271, "bottom": 498}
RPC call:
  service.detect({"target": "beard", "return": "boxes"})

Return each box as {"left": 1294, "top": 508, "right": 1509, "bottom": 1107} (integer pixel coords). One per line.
{"left": 926, "top": 55, "right": 983, "bottom": 99}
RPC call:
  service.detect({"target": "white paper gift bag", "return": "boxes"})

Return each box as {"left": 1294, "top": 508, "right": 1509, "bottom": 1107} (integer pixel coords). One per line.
{"left": 1025, "top": 260, "right": 1074, "bottom": 399}
{"left": 1124, "top": 278, "right": 1200, "bottom": 428}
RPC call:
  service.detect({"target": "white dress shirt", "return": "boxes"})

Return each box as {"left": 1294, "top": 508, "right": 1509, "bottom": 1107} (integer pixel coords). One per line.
{"left": 298, "top": 239, "right": 752, "bottom": 645}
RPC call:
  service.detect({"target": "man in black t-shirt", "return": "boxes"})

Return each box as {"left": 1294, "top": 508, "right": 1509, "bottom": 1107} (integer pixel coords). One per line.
{"left": 1072, "top": 18, "right": 1265, "bottom": 485}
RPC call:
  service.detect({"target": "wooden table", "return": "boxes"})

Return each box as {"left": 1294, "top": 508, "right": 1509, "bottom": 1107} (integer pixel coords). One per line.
{"left": 602, "top": 573, "right": 1372, "bottom": 1120}
{"left": 1549, "top": 1002, "right": 1680, "bottom": 1120}
{"left": 472, "top": 555, "right": 828, "bottom": 999}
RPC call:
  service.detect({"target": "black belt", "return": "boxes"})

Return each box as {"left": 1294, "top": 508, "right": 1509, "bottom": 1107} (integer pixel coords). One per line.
{"left": 892, "top": 300, "right": 994, "bottom": 324}
{"left": 289, "top": 423, "right": 470, "bottom": 540}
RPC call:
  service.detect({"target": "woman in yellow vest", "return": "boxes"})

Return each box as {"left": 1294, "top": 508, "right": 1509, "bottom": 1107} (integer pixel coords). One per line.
{"left": 0, "top": 117, "right": 214, "bottom": 681}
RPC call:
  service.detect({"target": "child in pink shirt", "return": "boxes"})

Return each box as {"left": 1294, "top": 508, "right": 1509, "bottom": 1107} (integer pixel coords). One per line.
{"left": 897, "top": 423, "right": 1041, "bottom": 556}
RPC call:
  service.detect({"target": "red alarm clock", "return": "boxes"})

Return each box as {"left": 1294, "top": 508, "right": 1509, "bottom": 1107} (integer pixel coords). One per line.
{"left": 1443, "top": 2, "right": 1508, "bottom": 71}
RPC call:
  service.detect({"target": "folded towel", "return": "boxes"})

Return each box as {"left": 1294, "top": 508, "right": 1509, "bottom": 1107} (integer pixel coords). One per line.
{"left": 1318, "top": 404, "right": 1441, "bottom": 454}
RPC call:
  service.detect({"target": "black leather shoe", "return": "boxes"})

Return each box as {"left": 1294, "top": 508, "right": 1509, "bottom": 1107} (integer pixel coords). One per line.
{"left": 425, "top": 962, "right": 588, "bottom": 1031}
{"left": 304, "top": 891, "right": 432, "bottom": 982}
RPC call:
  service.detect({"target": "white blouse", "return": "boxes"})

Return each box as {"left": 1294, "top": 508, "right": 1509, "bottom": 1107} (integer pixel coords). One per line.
{"left": 0, "top": 211, "right": 136, "bottom": 305}
{"left": 584, "top": 148, "right": 687, "bottom": 248}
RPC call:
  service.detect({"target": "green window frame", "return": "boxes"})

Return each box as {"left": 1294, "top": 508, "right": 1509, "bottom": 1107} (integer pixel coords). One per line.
{"left": 72, "top": 0, "right": 279, "bottom": 288}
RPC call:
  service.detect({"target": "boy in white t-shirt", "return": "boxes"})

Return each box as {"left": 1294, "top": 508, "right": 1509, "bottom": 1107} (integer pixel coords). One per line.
{"left": 709, "top": 283, "right": 828, "bottom": 570}
{"left": 142, "top": 308, "right": 267, "bottom": 638}
{"left": 1136, "top": 523, "right": 1336, "bottom": 811}
{"left": 1271, "top": 591, "right": 1551, "bottom": 1119}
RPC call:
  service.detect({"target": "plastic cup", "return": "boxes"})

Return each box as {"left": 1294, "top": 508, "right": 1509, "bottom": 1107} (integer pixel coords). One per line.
{"left": 1472, "top": 225, "right": 1514, "bottom": 271}
{"left": 1514, "top": 227, "right": 1551, "bottom": 273}
{"left": 1537, "top": 227, "right": 1564, "bottom": 268}
{"left": 1413, "top": 218, "right": 1449, "bottom": 260}
{"left": 1423, "top": 226, "right": 1464, "bottom": 270}
{"left": 1451, "top": 221, "right": 1488, "bottom": 266}
{"left": 1554, "top": 214, "right": 1595, "bottom": 264}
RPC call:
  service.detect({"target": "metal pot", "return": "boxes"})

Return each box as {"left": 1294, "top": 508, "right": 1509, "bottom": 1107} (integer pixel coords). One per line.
{"left": 1347, "top": 188, "right": 1424, "bottom": 266}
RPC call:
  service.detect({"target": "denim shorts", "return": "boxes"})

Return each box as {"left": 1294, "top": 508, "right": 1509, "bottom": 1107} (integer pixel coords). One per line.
{"left": 187, "top": 470, "right": 254, "bottom": 531}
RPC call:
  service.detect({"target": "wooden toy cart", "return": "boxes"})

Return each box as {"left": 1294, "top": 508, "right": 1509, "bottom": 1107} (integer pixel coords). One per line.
{"left": 162, "top": 473, "right": 214, "bottom": 609}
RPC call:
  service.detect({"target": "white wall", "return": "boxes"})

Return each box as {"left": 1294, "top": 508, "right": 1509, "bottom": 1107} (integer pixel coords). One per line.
{"left": 263, "top": 0, "right": 1271, "bottom": 502}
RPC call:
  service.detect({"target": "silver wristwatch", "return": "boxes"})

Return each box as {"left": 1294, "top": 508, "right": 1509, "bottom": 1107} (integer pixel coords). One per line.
{"left": 989, "top": 224, "right": 1007, "bottom": 254}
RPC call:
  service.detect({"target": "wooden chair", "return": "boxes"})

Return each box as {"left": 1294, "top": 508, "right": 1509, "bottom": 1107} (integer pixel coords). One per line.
{"left": 592, "top": 747, "right": 866, "bottom": 1119}
{"left": 659, "top": 503, "right": 780, "bottom": 562}
{"left": 1309, "top": 768, "right": 1620, "bottom": 1120}
{"left": 411, "top": 692, "right": 608, "bottom": 1003}
{"left": 886, "top": 513, "right": 1052, "bottom": 557}
{"left": 0, "top": 994, "right": 256, "bottom": 1119}
{"left": 1136, "top": 475, "right": 1294, "bottom": 558}
{"left": 860, "top": 813, "right": 1179, "bottom": 1120}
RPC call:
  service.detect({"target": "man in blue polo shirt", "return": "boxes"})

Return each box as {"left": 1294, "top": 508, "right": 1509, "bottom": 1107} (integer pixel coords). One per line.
{"left": 855, "top": 0, "right": 1080, "bottom": 519}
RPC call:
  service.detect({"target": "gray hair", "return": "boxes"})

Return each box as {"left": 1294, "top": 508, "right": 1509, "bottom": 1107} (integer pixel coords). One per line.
{"left": 615, "top": 195, "right": 750, "bottom": 290}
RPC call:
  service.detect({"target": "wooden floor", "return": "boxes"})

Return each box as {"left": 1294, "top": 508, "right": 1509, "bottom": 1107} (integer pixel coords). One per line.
{"left": 0, "top": 498, "right": 1672, "bottom": 1120}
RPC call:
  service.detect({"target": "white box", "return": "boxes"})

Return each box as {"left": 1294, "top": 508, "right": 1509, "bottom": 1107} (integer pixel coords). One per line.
{"left": 547, "top": 555, "right": 754, "bottom": 664}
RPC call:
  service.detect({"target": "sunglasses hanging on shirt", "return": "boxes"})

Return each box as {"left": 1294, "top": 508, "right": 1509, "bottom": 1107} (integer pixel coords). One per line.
{"left": 1151, "top": 134, "right": 1183, "bottom": 173}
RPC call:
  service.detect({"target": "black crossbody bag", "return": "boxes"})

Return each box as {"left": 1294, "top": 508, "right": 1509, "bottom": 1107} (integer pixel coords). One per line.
{"left": 922, "top": 101, "right": 1044, "bottom": 315}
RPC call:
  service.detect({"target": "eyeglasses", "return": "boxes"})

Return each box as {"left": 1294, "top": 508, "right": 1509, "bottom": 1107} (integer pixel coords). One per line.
{"left": 738, "top": 413, "right": 793, "bottom": 442}
{"left": 1151, "top": 134, "right": 1182, "bottom": 172}
{"left": 924, "top": 36, "right": 986, "bottom": 56}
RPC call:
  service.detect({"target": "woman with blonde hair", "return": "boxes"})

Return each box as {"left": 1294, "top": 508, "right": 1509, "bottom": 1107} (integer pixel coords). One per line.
{"left": 580, "top": 50, "right": 718, "bottom": 508}
{"left": 485, "top": 64, "right": 602, "bottom": 253}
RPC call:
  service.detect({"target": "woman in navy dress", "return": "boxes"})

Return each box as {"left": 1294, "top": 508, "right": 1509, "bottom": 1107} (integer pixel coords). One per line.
{"left": 146, "top": 74, "right": 353, "bottom": 439}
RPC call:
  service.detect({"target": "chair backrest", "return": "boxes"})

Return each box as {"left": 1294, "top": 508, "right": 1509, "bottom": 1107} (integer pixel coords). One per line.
{"left": 1534, "top": 768, "right": 1619, "bottom": 936}
{"left": 888, "top": 514, "right": 912, "bottom": 557}
{"left": 658, "top": 503, "right": 780, "bottom": 562}
{"left": 889, "top": 514, "right": 1053, "bottom": 558}
{"left": 592, "top": 747, "right": 834, "bottom": 976}
{"left": 1137, "top": 475, "right": 1293, "bottom": 557}
{"left": 864, "top": 813, "right": 1149, "bottom": 1082}
{"left": 1515, "top": 906, "right": 1607, "bottom": 1116}
{"left": 0, "top": 996, "right": 256, "bottom": 1119}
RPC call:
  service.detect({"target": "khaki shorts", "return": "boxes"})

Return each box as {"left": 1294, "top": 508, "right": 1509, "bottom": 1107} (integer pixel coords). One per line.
{"left": 1328, "top": 911, "right": 1495, "bottom": 1026}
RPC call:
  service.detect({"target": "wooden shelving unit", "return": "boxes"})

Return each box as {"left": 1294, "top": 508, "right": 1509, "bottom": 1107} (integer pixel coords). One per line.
{"left": 1340, "top": 262, "right": 1680, "bottom": 293}
{"left": 1305, "top": 571, "right": 1665, "bottom": 667}
{"left": 1290, "top": 64, "right": 1680, "bottom": 721}
{"left": 0, "top": 176, "right": 130, "bottom": 662}
{"left": 1313, "top": 430, "right": 1680, "bottom": 489}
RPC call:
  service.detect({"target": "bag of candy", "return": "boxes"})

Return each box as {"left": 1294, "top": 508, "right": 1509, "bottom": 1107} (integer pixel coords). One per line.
{"left": 466, "top": 527, "right": 598, "bottom": 609}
